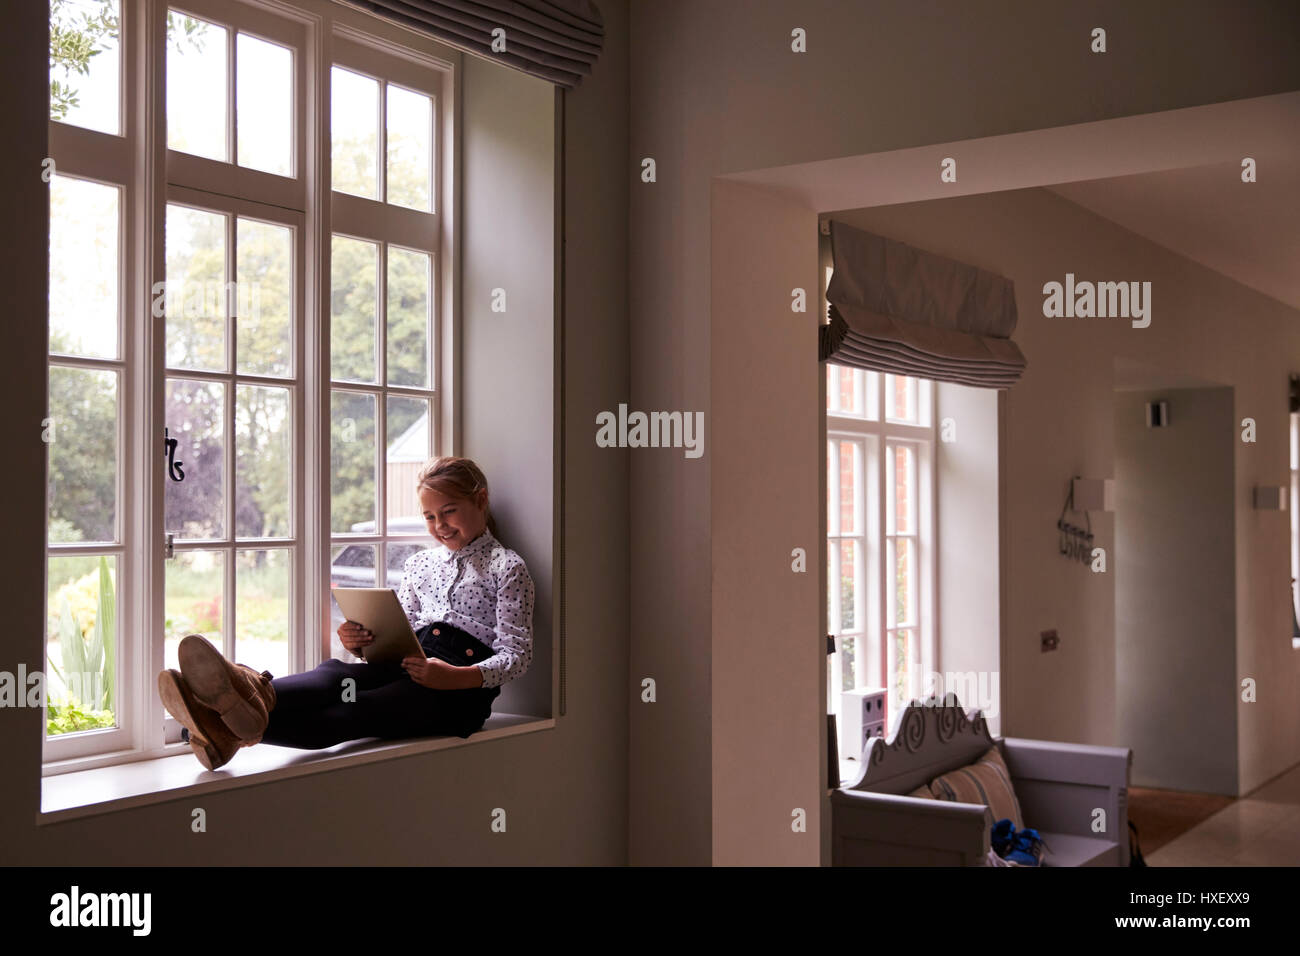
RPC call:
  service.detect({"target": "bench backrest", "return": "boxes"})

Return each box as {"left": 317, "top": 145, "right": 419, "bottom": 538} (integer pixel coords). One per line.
{"left": 842, "top": 695, "right": 998, "bottom": 795}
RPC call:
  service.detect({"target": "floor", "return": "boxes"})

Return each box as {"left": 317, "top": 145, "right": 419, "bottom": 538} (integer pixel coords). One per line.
{"left": 1145, "top": 763, "right": 1300, "bottom": 866}
{"left": 1128, "top": 786, "right": 1236, "bottom": 854}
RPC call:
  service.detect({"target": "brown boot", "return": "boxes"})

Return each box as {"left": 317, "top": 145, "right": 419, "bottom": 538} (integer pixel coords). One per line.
{"left": 231, "top": 662, "right": 277, "bottom": 743}
{"left": 158, "top": 668, "right": 243, "bottom": 770}
{"left": 178, "top": 634, "right": 271, "bottom": 742}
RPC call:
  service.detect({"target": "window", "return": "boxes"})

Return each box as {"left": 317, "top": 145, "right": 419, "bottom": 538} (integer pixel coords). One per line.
{"left": 44, "top": 0, "right": 455, "bottom": 769}
{"left": 325, "top": 44, "right": 441, "bottom": 658}
{"left": 826, "top": 367, "right": 937, "bottom": 734}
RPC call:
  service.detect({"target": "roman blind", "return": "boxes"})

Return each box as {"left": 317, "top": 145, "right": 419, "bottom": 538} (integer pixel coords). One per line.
{"left": 339, "top": 0, "right": 604, "bottom": 89}
{"left": 819, "top": 220, "right": 1027, "bottom": 389}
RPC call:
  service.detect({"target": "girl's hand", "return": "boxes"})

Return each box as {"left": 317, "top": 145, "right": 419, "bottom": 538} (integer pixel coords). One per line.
{"left": 401, "top": 655, "right": 462, "bottom": 689}
{"left": 338, "top": 620, "right": 373, "bottom": 658}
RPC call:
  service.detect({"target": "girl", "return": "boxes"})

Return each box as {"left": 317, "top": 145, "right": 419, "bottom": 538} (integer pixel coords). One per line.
{"left": 158, "top": 456, "right": 535, "bottom": 770}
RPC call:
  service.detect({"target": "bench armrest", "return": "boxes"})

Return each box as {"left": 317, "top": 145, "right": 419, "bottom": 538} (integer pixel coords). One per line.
{"left": 1001, "top": 737, "right": 1132, "bottom": 864}
{"left": 831, "top": 789, "right": 991, "bottom": 866}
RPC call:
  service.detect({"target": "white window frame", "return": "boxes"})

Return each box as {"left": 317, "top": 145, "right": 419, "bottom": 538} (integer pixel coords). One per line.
{"left": 43, "top": 0, "right": 458, "bottom": 773}
{"left": 821, "top": 237, "right": 938, "bottom": 735}
{"left": 827, "top": 371, "right": 937, "bottom": 731}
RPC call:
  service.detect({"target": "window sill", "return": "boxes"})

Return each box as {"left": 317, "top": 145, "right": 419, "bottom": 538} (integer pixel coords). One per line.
{"left": 38, "top": 712, "right": 552, "bottom": 824}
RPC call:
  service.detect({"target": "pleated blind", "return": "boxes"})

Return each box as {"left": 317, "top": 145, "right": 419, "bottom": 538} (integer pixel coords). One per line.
{"left": 339, "top": 0, "right": 604, "bottom": 89}
{"left": 819, "top": 220, "right": 1027, "bottom": 389}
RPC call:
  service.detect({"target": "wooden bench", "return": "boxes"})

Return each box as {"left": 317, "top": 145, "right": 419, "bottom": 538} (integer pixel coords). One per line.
{"left": 831, "top": 696, "right": 1132, "bottom": 866}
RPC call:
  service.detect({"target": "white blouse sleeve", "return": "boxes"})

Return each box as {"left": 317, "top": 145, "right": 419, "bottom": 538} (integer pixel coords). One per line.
{"left": 474, "top": 557, "right": 535, "bottom": 689}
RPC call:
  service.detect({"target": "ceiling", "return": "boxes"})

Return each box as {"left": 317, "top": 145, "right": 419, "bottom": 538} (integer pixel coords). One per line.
{"left": 728, "top": 90, "right": 1300, "bottom": 313}
{"left": 1048, "top": 154, "right": 1300, "bottom": 312}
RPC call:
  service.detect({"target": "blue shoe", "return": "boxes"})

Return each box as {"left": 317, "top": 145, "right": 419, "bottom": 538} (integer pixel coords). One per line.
{"left": 1005, "top": 827, "right": 1049, "bottom": 866}
{"left": 991, "top": 818, "right": 1016, "bottom": 857}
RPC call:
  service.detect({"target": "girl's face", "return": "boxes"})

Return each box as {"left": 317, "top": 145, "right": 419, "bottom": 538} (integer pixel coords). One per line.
{"left": 419, "top": 485, "right": 487, "bottom": 551}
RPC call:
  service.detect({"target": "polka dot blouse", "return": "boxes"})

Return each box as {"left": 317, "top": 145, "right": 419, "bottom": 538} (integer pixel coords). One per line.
{"left": 396, "top": 529, "right": 535, "bottom": 689}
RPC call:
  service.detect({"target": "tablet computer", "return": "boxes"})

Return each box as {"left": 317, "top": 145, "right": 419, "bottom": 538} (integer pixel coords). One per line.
{"left": 332, "top": 587, "right": 426, "bottom": 665}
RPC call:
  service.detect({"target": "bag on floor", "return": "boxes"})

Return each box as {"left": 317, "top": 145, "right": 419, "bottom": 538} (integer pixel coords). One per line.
{"left": 1128, "top": 820, "right": 1147, "bottom": 867}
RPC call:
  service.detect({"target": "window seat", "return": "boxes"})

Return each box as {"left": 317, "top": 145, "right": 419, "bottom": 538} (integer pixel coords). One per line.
{"left": 39, "top": 712, "right": 552, "bottom": 823}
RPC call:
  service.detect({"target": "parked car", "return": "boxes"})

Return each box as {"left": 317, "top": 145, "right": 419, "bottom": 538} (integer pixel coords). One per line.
{"left": 329, "top": 517, "right": 434, "bottom": 637}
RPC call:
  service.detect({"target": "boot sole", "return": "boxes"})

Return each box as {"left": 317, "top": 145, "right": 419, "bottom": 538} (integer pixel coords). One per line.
{"left": 157, "top": 670, "right": 223, "bottom": 770}
{"left": 178, "top": 636, "right": 267, "bottom": 741}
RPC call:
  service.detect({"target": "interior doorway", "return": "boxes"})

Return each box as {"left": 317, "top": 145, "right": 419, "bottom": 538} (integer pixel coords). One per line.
{"left": 1113, "top": 361, "right": 1236, "bottom": 794}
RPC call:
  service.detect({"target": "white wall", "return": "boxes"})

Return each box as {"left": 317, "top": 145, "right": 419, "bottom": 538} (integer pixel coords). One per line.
{"left": 710, "top": 179, "right": 821, "bottom": 865}
{"left": 934, "top": 382, "right": 1002, "bottom": 737}
{"left": 462, "top": 56, "right": 555, "bottom": 718}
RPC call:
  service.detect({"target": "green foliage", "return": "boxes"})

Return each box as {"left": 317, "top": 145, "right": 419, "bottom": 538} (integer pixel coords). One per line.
{"left": 47, "top": 363, "right": 117, "bottom": 543}
{"left": 98, "top": 554, "right": 116, "bottom": 713}
{"left": 49, "top": 556, "right": 116, "bottom": 735}
{"left": 50, "top": 2, "right": 208, "bottom": 124}
{"left": 49, "top": 0, "right": 117, "bottom": 120}
{"left": 47, "top": 698, "right": 116, "bottom": 735}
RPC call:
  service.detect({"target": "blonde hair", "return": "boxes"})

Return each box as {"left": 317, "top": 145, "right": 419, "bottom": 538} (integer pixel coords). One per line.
{"left": 416, "top": 456, "right": 499, "bottom": 541}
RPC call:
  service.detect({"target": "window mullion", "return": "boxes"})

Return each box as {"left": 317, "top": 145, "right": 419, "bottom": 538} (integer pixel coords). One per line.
{"left": 379, "top": 80, "right": 388, "bottom": 204}
{"left": 376, "top": 382, "right": 387, "bottom": 579}
{"left": 225, "top": 372, "right": 236, "bottom": 659}
{"left": 227, "top": 22, "right": 238, "bottom": 168}
{"left": 878, "top": 386, "right": 891, "bottom": 726}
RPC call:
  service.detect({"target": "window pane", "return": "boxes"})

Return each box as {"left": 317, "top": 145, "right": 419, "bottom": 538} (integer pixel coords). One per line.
{"left": 386, "top": 83, "right": 432, "bottom": 211}
{"left": 838, "top": 440, "right": 858, "bottom": 535}
{"left": 49, "top": 175, "right": 119, "bottom": 359}
{"left": 46, "top": 554, "right": 117, "bottom": 735}
{"left": 826, "top": 366, "right": 874, "bottom": 419}
{"left": 331, "top": 66, "right": 379, "bottom": 200}
{"left": 893, "top": 538, "right": 914, "bottom": 627}
{"left": 166, "top": 12, "right": 227, "bottom": 162}
{"left": 839, "top": 539, "right": 857, "bottom": 631}
{"left": 886, "top": 374, "right": 918, "bottom": 423}
{"left": 236, "top": 549, "right": 289, "bottom": 677}
{"left": 166, "top": 204, "right": 228, "bottom": 371}
{"left": 164, "top": 549, "right": 223, "bottom": 672}
{"left": 330, "top": 235, "right": 378, "bottom": 383}
{"left": 329, "top": 543, "right": 375, "bottom": 656}
{"left": 887, "top": 444, "right": 915, "bottom": 535}
{"left": 236, "top": 385, "right": 291, "bottom": 538}
{"left": 387, "top": 247, "right": 430, "bottom": 387}
{"left": 826, "top": 439, "right": 838, "bottom": 536}
{"left": 826, "top": 538, "right": 837, "bottom": 629}
{"left": 165, "top": 378, "right": 225, "bottom": 539}
{"left": 236, "top": 33, "right": 292, "bottom": 176}
{"left": 839, "top": 635, "right": 855, "bottom": 694}
{"left": 236, "top": 217, "right": 292, "bottom": 377}
{"left": 48, "top": 366, "right": 118, "bottom": 544}
{"left": 894, "top": 629, "right": 913, "bottom": 707}
{"left": 386, "top": 395, "right": 429, "bottom": 533}
{"left": 49, "top": 0, "right": 121, "bottom": 135}
{"left": 331, "top": 391, "right": 376, "bottom": 533}
{"left": 386, "top": 543, "right": 424, "bottom": 588}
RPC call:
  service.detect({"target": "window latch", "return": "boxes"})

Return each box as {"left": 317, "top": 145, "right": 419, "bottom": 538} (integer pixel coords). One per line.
{"left": 165, "top": 532, "right": 175, "bottom": 560}
{"left": 164, "top": 427, "right": 185, "bottom": 482}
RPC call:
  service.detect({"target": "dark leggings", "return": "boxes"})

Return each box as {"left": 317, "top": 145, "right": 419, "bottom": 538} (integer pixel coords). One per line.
{"left": 258, "top": 622, "right": 501, "bottom": 750}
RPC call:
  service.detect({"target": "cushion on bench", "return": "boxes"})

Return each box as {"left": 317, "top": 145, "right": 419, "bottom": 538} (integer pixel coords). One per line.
{"left": 928, "top": 745, "right": 1024, "bottom": 830}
